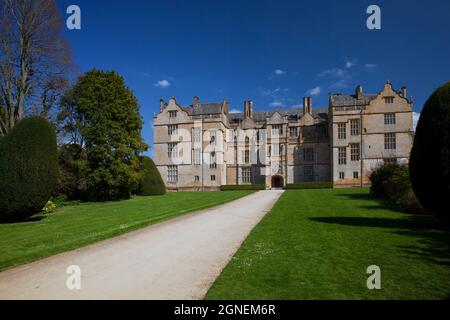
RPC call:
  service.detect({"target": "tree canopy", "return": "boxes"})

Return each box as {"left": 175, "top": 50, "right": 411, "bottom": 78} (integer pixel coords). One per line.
{"left": 67, "top": 69, "right": 148, "bottom": 201}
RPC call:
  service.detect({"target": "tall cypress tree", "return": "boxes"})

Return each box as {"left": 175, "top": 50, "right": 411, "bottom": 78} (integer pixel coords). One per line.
{"left": 69, "top": 69, "right": 148, "bottom": 201}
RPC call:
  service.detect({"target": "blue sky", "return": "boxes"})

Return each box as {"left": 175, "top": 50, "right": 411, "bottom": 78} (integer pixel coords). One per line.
{"left": 57, "top": 0, "right": 450, "bottom": 152}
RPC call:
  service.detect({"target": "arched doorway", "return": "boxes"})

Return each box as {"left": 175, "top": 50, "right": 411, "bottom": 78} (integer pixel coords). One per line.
{"left": 271, "top": 175, "right": 284, "bottom": 189}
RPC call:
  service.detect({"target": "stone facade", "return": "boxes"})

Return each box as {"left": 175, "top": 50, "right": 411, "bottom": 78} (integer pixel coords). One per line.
{"left": 153, "top": 82, "right": 414, "bottom": 191}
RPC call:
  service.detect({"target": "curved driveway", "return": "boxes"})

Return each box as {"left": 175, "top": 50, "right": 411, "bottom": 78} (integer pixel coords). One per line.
{"left": 0, "top": 190, "right": 283, "bottom": 300}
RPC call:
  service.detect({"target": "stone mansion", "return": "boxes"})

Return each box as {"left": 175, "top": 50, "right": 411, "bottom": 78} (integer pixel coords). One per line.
{"left": 153, "top": 81, "right": 414, "bottom": 191}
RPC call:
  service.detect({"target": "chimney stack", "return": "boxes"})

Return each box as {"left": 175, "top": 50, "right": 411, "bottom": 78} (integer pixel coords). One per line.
{"left": 303, "top": 97, "right": 312, "bottom": 114}
{"left": 356, "top": 85, "right": 363, "bottom": 99}
{"left": 244, "top": 100, "right": 253, "bottom": 119}
{"left": 193, "top": 96, "right": 200, "bottom": 108}
{"left": 160, "top": 98, "right": 164, "bottom": 112}
{"left": 401, "top": 86, "right": 407, "bottom": 98}
{"left": 223, "top": 99, "right": 229, "bottom": 114}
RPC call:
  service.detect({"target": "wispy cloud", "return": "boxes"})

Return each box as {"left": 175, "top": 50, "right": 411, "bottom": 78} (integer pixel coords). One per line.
{"left": 154, "top": 79, "right": 171, "bottom": 88}
{"left": 331, "top": 79, "right": 349, "bottom": 89}
{"left": 344, "top": 57, "right": 357, "bottom": 69}
{"left": 274, "top": 69, "right": 286, "bottom": 75}
{"left": 260, "top": 87, "right": 281, "bottom": 96}
{"left": 270, "top": 101, "right": 284, "bottom": 107}
{"left": 318, "top": 68, "right": 349, "bottom": 78}
{"left": 307, "top": 86, "right": 321, "bottom": 96}
{"left": 364, "top": 63, "right": 378, "bottom": 70}
{"left": 413, "top": 112, "right": 421, "bottom": 131}
{"left": 229, "top": 109, "right": 241, "bottom": 114}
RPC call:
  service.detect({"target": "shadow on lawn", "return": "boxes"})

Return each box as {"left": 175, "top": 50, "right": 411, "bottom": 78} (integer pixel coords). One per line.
{"left": 310, "top": 215, "right": 450, "bottom": 268}
{"left": 0, "top": 215, "right": 47, "bottom": 225}
{"left": 314, "top": 190, "right": 450, "bottom": 267}
{"left": 335, "top": 192, "right": 373, "bottom": 201}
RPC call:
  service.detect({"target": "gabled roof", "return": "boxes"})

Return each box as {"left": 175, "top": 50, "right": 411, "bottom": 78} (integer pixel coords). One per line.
{"left": 181, "top": 102, "right": 224, "bottom": 115}
{"left": 329, "top": 93, "right": 378, "bottom": 107}
{"left": 228, "top": 108, "right": 328, "bottom": 123}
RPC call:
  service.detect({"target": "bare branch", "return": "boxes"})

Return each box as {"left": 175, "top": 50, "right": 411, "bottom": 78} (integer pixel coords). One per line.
{"left": 0, "top": 0, "right": 73, "bottom": 128}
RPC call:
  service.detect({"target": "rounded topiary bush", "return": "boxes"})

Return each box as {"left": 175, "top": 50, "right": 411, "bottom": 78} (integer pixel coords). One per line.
{"left": 136, "top": 156, "right": 166, "bottom": 196}
{"left": 410, "top": 81, "right": 450, "bottom": 221}
{"left": 0, "top": 117, "right": 58, "bottom": 221}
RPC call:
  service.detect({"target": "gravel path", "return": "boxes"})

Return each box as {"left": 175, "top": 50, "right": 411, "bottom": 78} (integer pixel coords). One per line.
{"left": 0, "top": 190, "right": 284, "bottom": 300}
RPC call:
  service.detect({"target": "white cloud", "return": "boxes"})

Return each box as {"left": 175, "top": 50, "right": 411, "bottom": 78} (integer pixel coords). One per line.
{"left": 274, "top": 69, "right": 286, "bottom": 75}
{"left": 413, "top": 112, "right": 421, "bottom": 131}
{"left": 229, "top": 109, "right": 241, "bottom": 114}
{"left": 291, "top": 104, "right": 303, "bottom": 109}
{"left": 306, "top": 86, "right": 321, "bottom": 96}
{"left": 154, "top": 79, "right": 171, "bottom": 88}
{"left": 270, "top": 101, "right": 283, "bottom": 107}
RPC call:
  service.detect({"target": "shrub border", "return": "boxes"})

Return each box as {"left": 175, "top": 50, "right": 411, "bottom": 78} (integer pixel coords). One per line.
{"left": 220, "top": 184, "right": 266, "bottom": 191}
{"left": 284, "top": 182, "right": 333, "bottom": 190}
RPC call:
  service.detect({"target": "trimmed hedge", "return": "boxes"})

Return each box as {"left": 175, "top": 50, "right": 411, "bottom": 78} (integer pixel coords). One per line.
{"left": 0, "top": 117, "right": 58, "bottom": 221}
{"left": 221, "top": 184, "right": 266, "bottom": 191}
{"left": 285, "top": 182, "right": 333, "bottom": 190}
{"left": 136, "top": 156, "right": 166, "bottom": 196}
{"left": 410, "top": 81, "right": 450, "bottom": 221}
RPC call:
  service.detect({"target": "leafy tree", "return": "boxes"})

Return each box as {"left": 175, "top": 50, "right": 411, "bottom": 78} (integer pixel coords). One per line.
{"left": 67, "top": 70, "right": 148, "bottom": 201}
{"left": 136, "top": 156, "right": 166, "bottom": 196}
{"left": 410, "top": 81, "right": 450, "bottom": 220}
{"left": 53, "top": 144, "right": 87, "bottom": 200}
{"left": 0, "top": 117, "right": 58, "bottom": 221}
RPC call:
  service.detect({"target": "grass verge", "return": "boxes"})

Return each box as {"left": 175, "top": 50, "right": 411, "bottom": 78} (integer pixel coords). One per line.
{"left": 0, "top": 191, "right": 253, "bottom": 272}
{"left": 206, "top": 188, "right": 450, "bottom": 300}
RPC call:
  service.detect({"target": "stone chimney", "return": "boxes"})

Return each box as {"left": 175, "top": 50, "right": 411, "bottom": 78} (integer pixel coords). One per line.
{"left": 356, "top": 85, "right": 363, "bottom": 99}
{"left": 401, "top": 86, "right": 407, "bottom": 98}
{"left": 159, "top": 98, "right": 164, "bottom": 112}
{"left": 193, "top": 96, "right": 200, "bottom": 108}
{"left": 244, "top": 100, "right": 253, "bottom": 119}
{"left": 223, "top": 99, "right": 229, "bottom": 114}
{"left": 303, "top": 97, "right": 312, "bottom": 114}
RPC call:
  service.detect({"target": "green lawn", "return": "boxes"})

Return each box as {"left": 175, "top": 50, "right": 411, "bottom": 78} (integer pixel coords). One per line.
{"left": 206, "top": 188, "right": 450, "bottom": 300}
{"left": 0, "top": 191, "right": 252, "bottom": 272}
